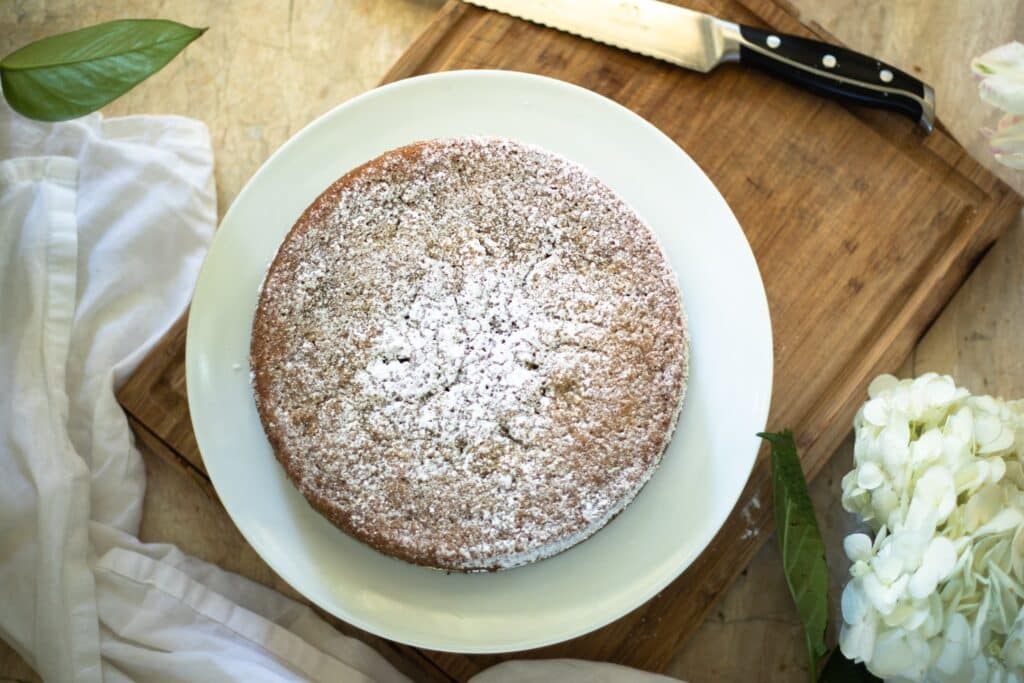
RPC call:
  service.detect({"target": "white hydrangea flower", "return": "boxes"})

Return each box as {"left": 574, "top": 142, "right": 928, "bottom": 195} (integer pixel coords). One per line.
{"left": 973, "top": 42, "right": 1024, "bottom": 115}
{"left": 973, "top": 42, "right": 1024, "bottom": 170}
{"left": 840, "top": 374, "right": 1024, "bottom": 681}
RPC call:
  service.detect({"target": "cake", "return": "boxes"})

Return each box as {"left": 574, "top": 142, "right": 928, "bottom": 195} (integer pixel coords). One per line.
{"left": 250, "top": 137, "right": 688, "bottom": 571}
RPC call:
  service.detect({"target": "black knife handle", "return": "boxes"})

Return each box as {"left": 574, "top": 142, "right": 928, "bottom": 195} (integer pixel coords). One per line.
{"left": 734, "top": 24, "right": 935, "bottom": 132}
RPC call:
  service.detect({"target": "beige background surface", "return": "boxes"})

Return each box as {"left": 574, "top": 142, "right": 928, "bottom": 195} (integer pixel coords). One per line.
{"left": 2, "top": 1, "right": 1022, "bottom": 681}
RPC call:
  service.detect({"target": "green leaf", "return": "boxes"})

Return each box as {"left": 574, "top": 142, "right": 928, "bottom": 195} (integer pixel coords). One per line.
{"left": 1, "top": 19, "right": 205, "bottom": 121}
{"left": 759, "top": 430, "right": 829, "bottom": 682}
{"left": 818, "top": 647, "right": 882, "bottom": 682}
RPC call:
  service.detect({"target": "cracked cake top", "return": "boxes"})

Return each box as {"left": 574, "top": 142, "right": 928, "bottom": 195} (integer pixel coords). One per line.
{"left": 250, "top": 137, "right": 689, "bottom": 571}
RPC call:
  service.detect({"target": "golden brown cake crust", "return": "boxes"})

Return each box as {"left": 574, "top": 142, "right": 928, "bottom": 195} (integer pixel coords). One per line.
{"left": 251, "top": 138, "right": 688, "bottom": 571}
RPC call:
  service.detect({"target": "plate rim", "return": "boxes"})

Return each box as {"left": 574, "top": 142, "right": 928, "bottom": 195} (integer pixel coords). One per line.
{"left": 186, "top": 69, "right": 774, "bottom": 653}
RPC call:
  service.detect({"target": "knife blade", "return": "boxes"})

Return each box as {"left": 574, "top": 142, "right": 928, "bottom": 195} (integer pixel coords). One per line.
{"left": 463, "top": 0, "right": 935, "bottom": 133}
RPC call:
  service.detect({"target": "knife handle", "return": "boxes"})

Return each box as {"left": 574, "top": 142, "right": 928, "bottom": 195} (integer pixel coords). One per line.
{"left": 731, "top": 24, "right": 935, "bottom": 133}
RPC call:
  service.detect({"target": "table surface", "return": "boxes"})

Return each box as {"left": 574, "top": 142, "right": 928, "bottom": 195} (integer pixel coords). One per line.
{"left": 2, "top": 2, "right": 1023, "bottom": 681}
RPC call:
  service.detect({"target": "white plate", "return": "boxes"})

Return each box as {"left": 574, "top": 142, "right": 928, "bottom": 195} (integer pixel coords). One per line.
{"left": 187, "top": 70, "right": 773, "bottom": 653}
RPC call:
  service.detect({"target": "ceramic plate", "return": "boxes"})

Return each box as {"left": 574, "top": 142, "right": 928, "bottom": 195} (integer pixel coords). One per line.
{"left": 186, "top": 70, "right": 773, "bottom": 653}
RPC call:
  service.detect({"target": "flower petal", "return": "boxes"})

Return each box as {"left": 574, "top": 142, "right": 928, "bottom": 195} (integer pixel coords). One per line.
{"left": 840, "top": 610, "right": 879, "bottom": 663}
{"left": 873, "top": 550, "right": 904, "bottom": 585}
{"left": 975, "top": 413, "right": 1003, "bottom": 446}
{"left": 980, "top": 77, "right": 1024, "bottom": 115}
{"left": 973, "top": 42, "right": 1024, "bottom": 114}
{"left": 842, "top": 579, "right": 870, "bottom": 625}
{"left": 955, "top": 460, "right": 990, "bottom": 496}
{"left": 883, "top": 420, "right": 912, "bottom": 449}
{"left": 869, "top": 629, "right": 918, "bottom": 678}
{"left": 934, "top": 612, "right": 971, "bottom": 676}
{"left": 911, "top": 428, "right": 943, "bottom": 464}
{"left": 980, "top": 424, "right": 1015, "bottom": 454}
{"left": 863, "top": 572, "right": 900, "bottom": 614}
{"left": 871, "top": 485, "right": 901, "bottom": 526}
{"left": 850, "top": 559, "right": 871, "bottom": 578}
{"left": 909, "top": 563, "right": 939, "bottom": 600}
{"left": 989, "top": 456, "right": 1008, "bottom": 484}
{"left": 947, "top": 407, "right": 975, "bottom": 443}
{"left": 889, "top": 529, "right": 929, "bottom": 570}
{"left": 1002, "top": 611, "right": 1024, "bottom": 669}
{"left": 972, "top": 41, "right": 1024, "bottom": 77}
{"left": 881, "top": 603, "right": 917, "bottom": 628}
{"left": 994, "top": 150, "right": 1024, "bottom": 170}
{"left": 868, "top": 374, "right": 900, "bottom": 398}
{"left": 990, "top": 114, "right": 1024, "bottom": 158}
{"left": 924, "top": 536, "right": 958, "bottom": 579}
{"left": 920, "top": 592, "right": 945, "bottom": 640}
{"left": 926, "top": 375, "right": 958, "bottom": 406}
{"left": 964, "top": 483, "right": 1004, "bottom": 531}
{"left": 907, "top": 466, "right": 957, "bottom": 529}
{"left": 858, "top": 461, "right": 885, "bottom": 490}
{"left": 975, "top": 507, "right": 1024, "bottom": 537}
{"left": 863, "top": 398, "right": 889, "bottom": 427}
{"left": 845, "top": 533, "right": 874, "bottom": 562}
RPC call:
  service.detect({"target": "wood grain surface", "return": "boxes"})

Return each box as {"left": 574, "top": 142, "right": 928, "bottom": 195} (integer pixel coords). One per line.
{"left": 3, "top": 1, "right": 1023, "bottom": 681}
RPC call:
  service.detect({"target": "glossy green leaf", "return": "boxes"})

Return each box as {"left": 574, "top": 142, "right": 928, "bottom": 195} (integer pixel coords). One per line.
{"left": 1, "top": 19, "right": 204, "bottom": 121}
{"left": 760, "top": 430, "right": 830, "bottom": 682}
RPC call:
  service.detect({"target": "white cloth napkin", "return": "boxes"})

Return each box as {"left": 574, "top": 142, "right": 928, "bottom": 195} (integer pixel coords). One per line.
{"left": 0, "top": 101, "right": 679, "bottom": 683}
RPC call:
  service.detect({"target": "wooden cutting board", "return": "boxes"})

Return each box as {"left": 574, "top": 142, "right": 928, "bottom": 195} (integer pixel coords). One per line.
{"left": 117, "top": 0, "right": 1022, "bottom": 679}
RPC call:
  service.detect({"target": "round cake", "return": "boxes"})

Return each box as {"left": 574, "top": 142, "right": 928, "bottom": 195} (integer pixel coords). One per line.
{"left": 251, "top": 137, "right": 689, "bottom": 571}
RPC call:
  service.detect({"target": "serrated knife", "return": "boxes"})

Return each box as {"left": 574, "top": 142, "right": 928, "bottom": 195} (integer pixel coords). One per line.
{"left": 463, "top": 0, "right": 935, "bottom": 133}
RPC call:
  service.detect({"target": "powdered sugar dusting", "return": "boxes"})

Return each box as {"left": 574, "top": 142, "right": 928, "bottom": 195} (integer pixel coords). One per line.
{"left": 251, "top": 137, "right": 688, "bottom": 571}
